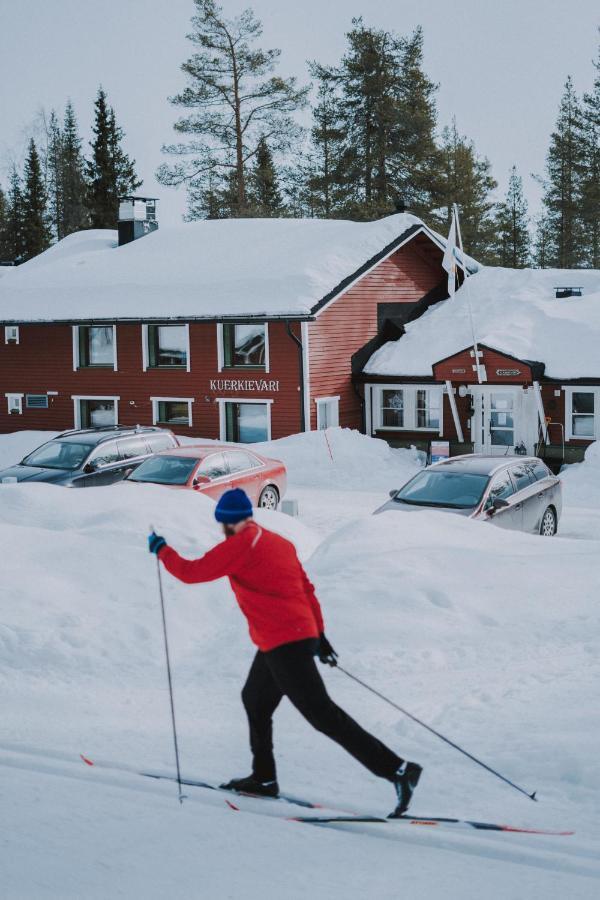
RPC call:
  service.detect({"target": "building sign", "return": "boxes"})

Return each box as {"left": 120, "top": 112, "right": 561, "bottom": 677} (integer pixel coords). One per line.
{"left": 496, "top": 368, "right": 521, "bottom": 376}
{"left": 209, "top": 378, "right": 280, "bottom": 392}
{"left": 451, "top": 368, "right": 466, "bottom": 374}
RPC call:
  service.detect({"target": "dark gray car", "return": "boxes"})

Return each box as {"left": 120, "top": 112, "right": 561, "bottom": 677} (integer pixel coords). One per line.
{"left": 0, "top": 426, "right": 179, "bottom": 488}
{"left": 375, "top": 455, "right": 562, "bottom": 536}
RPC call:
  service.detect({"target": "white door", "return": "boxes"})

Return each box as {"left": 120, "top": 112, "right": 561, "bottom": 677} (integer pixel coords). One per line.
{"left": 473, "top": 389, "right": 524, "bottom": 455}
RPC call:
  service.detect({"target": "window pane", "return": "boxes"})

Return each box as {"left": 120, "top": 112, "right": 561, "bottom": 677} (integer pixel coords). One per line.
{"left": 510, "top": 464, "right": 534, "bottom": 492}
{"left": 88, "top": 327, "right": 114, "bottom": 365}
{"left": 130, "top": 455, "right": 198, "bottom": 485}
{"left": 381, "top": 390, "right": 404, "bottom": 428}
{"left": 197, "top": 452, "right": 229, "bottom": 479}
{"left": 416, "top": 390, "right": 439, "bottom": 429}
{"left": 80, "top": 399, "right": 115, "bottom": 428}
{"left": 117, "top": 438, "right": 149, "bottom": 459}
{"left": 486, "top": 472, "right": 515, "bottom": 506}
{"left": 224, "top": 324, "right": 266, "bottom": 368}
{"left": 157, "top": 401, "right": 190, "bottom": 425}
{"left": 146, "top": 433, "right": 177, "bottom": 452}
{"left": 226, "top": 450, "right": 256, "bottom": 473}
{"left": 573, "top": 415, "right": 594, "bottom": 437}
{"left": 226, "top": 403, "right": 269, "bottom": 442}
{"left": 572, "top": 393, "right": 594, "bottom": 415}
{"left": 529, "top": 460, "right": 550, "bottom": 482}
{"left": 88, "top": 441, "right": 120, "bottom": 467}
{"left": 22, "top": 441, "right": 94, "bottom": 470}
{"left": 396, "top": 471, "right": 489, "bottom": 509}
{"left": 149, "top": 325, "right": 187, "bottom": 367}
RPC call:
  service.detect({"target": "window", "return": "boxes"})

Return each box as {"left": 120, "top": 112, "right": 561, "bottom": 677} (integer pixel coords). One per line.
{"left": 197, "top": 452, "right": 230, "bottom": 480}
{"left": 381, "top": 390, "right": 404, "bottom": 428}
{"left": 21, "top": 440, "right": 94, "bottom": 471}
{"left": 316, "top": 397, "right": 340, "bottom": 430}
{"left": 146, "top": 432, "right": 178, "bottom": 453}
{"left": 5, "top": 326, "right": 19, "bottom": 344}
{"left": 510, "top": 464, "right": 534, "bottom": 493}
{"left": 151, "top": 398, "right": 193, "bottom": 427}
{"left": 223, "top": 402, "right": 270, "bottom": 443}
{"left": 226, "top": 450, "right": 260, "bottom": 474}
{"left": 25, "top": 394, "right": 49, "bottom": 409}
{"left": 416, "top": 390, "right": 440, "bottom": 429}
{"left": 130, "top": 455, "right": 198, "bottom": 485}
{"left": 222, "top": 324, "right": 267, "bottom": 369}
{"left": 571, "top": 392, "right": 594, "bottom": 437}
{"left": 74, "top": 398, "right": 118, "bottom": 429}
{"left": 6, "top": 393, "right": 23, "bottom": 415}
{"left": 485, "top": 471, "right": 515, "bottom": 509}
{"left": 147, "top": 325, "right": 188, "bottom": 368}
{"left": 528, "top": 460, "right": 551, "bottom": 482}
{"left": 77, "top": 326, "right": 115, "bottom": 368}
{"left": 395, "top": 470, "right": 489, "bottom": 509}
{"left": 87, "top": 441, "right": 121, "bottom": 468}
{"left": 117, "top": 437, "right": 149, "bottom": 460}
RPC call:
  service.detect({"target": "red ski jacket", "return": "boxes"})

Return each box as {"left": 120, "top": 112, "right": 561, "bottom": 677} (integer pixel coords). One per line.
{"left": 158, "top": 521, "right": 324, "bottom": 652}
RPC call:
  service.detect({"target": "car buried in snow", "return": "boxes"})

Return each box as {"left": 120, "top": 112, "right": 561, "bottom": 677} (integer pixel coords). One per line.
{"left": 125, "top": 444, "right": 286, "bottom": 509}
{"left": 374, "top": 455, "right": 562, "bottom": 536}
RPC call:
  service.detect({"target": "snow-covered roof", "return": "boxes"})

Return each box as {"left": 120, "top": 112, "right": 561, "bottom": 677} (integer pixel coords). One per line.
{"left": 0, "top": 214, "right": 448, "bottom": 323}
{"left": 365, "top": 266, "right": 600, "bottom": 380}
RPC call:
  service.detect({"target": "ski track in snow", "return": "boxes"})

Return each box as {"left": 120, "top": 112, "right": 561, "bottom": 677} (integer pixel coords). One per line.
{"left": 1, "top": 429, "right": 599, "bottom": 898}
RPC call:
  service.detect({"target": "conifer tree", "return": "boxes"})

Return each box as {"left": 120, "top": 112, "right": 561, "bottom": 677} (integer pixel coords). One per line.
{"left": 248, "top": 137, "right": 284, "bottom": 216}
{"left": 580, "top": 46, "right": 600, "bottom": 267}
{"left": 61, "top": 101, "right": 90, "bottom": 237}
{"left": 541, "top": 76, "right": 586, "bottom": 268}
{"left": 304, "top": 75, "right": 350, "bottom": 217}
{"left": 4, "top": 168, "right": 26, "bottom": 263}
{"left": 87, "top": 87, "right": 141, "bottom": 228}
{"left": 158, "top": 0, "right": 308, "bottom": 218}
{"left": 436, "top": 120, "right": 497, "bottom": 262}
{"left": 0, "top": 186, "right": 12, "bottom": 262}
{"left": 533, "top": 213, "right": 552, "bottom": 268}
{"left": 45, "top": 110, "right": 64, "bottom": 240}
{"left": 494, "top": 166, "right": 530, "bottom": 267}
{"left": 21, "top": 139, "right": 52, "bottom": 261}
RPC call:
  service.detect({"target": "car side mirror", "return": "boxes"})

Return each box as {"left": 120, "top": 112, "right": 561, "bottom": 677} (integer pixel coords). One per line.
{"left": 192, "top": 475, "right": 211, "bottom": 488}
{"left": 83, "top": 462, "right": 97, "bottom": 474}
{"left": 489, "top": 497, "right": 510, "bottom": 515}
{"left": 389, "top": 489, "right": 397, "bottom": 498}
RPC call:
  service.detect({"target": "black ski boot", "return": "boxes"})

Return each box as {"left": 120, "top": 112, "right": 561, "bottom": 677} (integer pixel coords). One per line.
{"left": 389, "top": 761, "right": 422, "bottom": 818}
{"left": 220, "top": 775, "right": 280, "bottom": 798}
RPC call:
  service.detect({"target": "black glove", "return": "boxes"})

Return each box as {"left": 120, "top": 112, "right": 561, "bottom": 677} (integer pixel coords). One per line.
{"left": 317, "top": 634, "right": 338, "bottom": 667}
{"left": 148, "top": 531, "right": 167, "bottom": 555}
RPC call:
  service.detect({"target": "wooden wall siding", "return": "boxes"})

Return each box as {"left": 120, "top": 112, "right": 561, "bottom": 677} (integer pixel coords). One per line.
{"left": 308, "top": 241, "right": 443, "bottom": 430}
{"left": 0, "top": 321, "right": 303, "bottom": 439}
{"left": 433, "top": 348, "right": 533, "bottom": 384}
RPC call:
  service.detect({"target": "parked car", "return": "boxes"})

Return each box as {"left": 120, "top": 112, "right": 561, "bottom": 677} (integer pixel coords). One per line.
{"left": 126, "top": 444, "right": 286, "bottom": 509}
{"left": 374, "top": 455, "right": 562, "bottom": 536}
{"left": 0, "top": 426, "right": 179, "bottom": 488}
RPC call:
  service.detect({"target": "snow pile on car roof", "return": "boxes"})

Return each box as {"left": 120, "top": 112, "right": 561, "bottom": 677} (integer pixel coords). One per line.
{"left": 0, "top": 214, "right": 432, "bottom": 322}
{"left": 366, "top": 265, "right": 600, "bottom": 379}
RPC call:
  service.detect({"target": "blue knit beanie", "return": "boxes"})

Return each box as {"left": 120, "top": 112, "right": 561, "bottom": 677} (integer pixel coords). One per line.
{"left": 215, "top": 488, "right": 253, "bottom": 524}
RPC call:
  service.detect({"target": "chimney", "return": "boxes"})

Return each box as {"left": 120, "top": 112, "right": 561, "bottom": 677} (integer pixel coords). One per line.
{"left": 118, "top": 196, "right": 159, "bottom": 247}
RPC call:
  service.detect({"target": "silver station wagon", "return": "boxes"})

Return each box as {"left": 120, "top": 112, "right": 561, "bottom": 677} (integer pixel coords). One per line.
{"left": 375, "top": 455, "right": 562, "bottom": 536}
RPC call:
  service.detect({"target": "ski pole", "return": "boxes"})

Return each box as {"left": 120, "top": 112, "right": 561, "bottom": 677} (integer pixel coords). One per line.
{"left": 151, "top": 526, "right": 185, "bottom": 805}
{"left": 335, "top": 664, "right": 537, "bottom": 802}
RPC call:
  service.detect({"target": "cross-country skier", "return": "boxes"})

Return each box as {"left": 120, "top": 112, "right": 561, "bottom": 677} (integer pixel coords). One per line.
{"left": 148, "top": 487, "right": 422, "bottom": 817}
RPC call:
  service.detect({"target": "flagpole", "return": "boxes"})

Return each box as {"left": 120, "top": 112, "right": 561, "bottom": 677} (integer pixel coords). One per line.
{"left": 453, "top": 203, "right": 482, "bottom": 386}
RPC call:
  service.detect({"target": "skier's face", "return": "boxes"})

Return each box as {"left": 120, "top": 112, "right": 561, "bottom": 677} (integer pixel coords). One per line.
{"left": 223, "top": 524, "right": 237, "bottom": 538}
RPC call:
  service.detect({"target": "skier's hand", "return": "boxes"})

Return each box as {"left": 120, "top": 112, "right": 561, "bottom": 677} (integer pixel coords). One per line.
{"left": 317, "top": 634, "right": 338, "bottom": 667}
{"left": 148, "top": 531, "right": 167, "bottom": 555}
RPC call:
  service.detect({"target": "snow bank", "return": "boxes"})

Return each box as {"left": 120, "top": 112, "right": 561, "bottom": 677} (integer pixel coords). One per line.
{"left": 560, "top": 440, "right": 600, "bottom": 509}
{"left": 255, "top": 427, "right": 422, "bottom": 490}
{"left": 0, "top": 214, "right": 431, "bottom": 321}
{"left": 0, "top": 430, "right": 59, "bottom": 469}
{"left": 366, "top": 265, "right": 600, "bottom": 379}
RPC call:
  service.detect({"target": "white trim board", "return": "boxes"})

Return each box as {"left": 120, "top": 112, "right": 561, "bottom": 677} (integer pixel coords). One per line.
{"left": 71, "top": 395, "right": 120, "bottom": 429}
{"left": 216, "top": 397, "right": 273, "bottom": 442}
{"left": 151, "top": 397, "right": 195, "bottom": 427}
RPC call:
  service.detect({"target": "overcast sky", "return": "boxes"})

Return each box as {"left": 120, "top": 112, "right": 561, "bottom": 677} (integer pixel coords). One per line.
{"left": 1, "top": 0, "right": 598, "bottom": 227}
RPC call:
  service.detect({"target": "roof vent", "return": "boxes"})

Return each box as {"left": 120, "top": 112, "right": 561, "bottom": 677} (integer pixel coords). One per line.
{"left": 118, "top": 196, "right": 159, "bottom": 247}
{"left": 555, "top": 286, "right": 583, "bottom": 299}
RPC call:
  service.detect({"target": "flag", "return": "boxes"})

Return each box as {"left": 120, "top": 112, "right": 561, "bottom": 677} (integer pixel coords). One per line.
{"left": 442, "top": 210, "right": 459, "bottom": 297}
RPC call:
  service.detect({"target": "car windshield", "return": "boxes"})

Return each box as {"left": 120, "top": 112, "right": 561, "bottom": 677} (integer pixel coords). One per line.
{"left": 128, "top": 455, "right": 198, "bottom": 485}
{"left": 394, "top": 470, "right": 490, "bottom": 509}
{"left": 21, "top": 441, "right": 95, "bottom": 471}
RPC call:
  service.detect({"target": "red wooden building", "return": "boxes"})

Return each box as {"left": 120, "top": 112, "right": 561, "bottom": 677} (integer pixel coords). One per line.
{"left": 0, "top": 206, "right": 455, "bottom": 442}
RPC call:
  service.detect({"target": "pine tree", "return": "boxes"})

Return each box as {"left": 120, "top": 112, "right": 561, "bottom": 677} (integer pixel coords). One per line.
{"left": 580, "top": 45, "right": 600, "bottom": 267}
{"left": 0, "top": 186, "right": 12, "bottom": 262}
{"left": 248, "top": 137, "right": 284, "bottom": 216}
{"left": 45, "top": 110, "right": 64, "bottom": 240}
{"left": 21, "top": 139, "right": 52, "bottom": 261}
{"left": 541, "top": 76, "right": 586, "bottom": 268}
{"left": 303, "top": 75, "right": 350, "bottom": 217}
{"left": 158, "top": 0, "right": 308, "bottom": 218}
{"left": 533, "top": 213, "right": 552, "bottom": 268}
{"left": 61, "top": 101, "right": 90, "bottom": 237}
{"left": 436, "top": 120, "right": 497, "bottom": 262}
{"left": 494, "top": 166, "right": 530, "bottom": 267}
{"left": 87, "top": 87, "right": 141, "bottom": 228}
{"left": 3, "top": 168, "right": 26, "bottom": 263}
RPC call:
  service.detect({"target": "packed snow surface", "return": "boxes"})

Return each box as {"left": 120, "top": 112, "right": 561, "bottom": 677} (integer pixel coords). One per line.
{"left": 0, "top": 214, "right": 433, "bottom": 322}
{"left": 366, "top": 265, "right": 600, "bottom": 379}
{"left": 1, "top": 429, "right": 599, "bottom": 898}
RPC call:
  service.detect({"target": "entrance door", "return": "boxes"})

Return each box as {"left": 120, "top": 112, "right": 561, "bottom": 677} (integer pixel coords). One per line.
{"left": 473, "top": 389, "right": 523, "bottom": 455}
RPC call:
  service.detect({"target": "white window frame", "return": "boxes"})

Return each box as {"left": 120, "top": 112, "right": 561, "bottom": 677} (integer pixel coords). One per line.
{"left": 217, "top": 398, "right": 273, "bottom": 443}
{"left": 5, "top": 393, "right": 24, "bottom": 415}
{"left": 4, "top": 325, "right": 19, "bottom": 344}
{"left": 71, "top": 395, "right": 120, "bottom": 429}
{"left": 371, "top": 384, "right": 444, "bottom": 434}
{"left": 72, "top": 325, "right": 118, "bottom": 371}
{"left": 315, "top": 396, "right": 340, "bottom": 430}
{"left": 563, "top": 386, "right": 599, "bottom": 440}
{"left": 143, "top": 323, "right": 191, "bottom": 373}
{"left": 151, "top": 397, "right": 195, "bottom": 428}
{"left": 217, "top": 322, "right": 270, "bottom": 374}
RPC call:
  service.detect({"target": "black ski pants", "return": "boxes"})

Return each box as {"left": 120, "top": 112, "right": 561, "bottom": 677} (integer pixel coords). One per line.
{"left": 241, "top": 637, "right": 402, "bottom": 783}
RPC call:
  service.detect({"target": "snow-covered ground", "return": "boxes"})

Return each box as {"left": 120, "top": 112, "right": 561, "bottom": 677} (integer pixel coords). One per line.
{"left": 1, "top": 429, "right": 599, "bottom": 898}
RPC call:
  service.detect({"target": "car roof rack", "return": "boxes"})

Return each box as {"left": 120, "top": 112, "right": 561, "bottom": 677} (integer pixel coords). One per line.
{"left": 56, "top": 424, "right": 161, "bottom": 439}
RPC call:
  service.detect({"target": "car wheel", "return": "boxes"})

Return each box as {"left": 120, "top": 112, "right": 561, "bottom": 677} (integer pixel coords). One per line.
{"left": 258, "top": 485, "right": 279, "bottom": 510}
{"left": 539, "top": 506, "right": 557, "bottom": 536}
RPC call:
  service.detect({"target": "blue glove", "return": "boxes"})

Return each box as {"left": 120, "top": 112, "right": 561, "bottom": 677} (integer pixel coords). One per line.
{"left": 148, "top": 532, "right": 167, "bottom": 555}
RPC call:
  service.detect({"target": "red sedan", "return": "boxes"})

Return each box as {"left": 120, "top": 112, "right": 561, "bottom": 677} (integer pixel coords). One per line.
{"left": 127, "top": 444, "right": 286, "bottom": 509}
